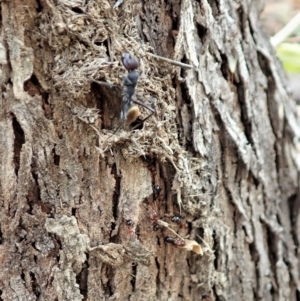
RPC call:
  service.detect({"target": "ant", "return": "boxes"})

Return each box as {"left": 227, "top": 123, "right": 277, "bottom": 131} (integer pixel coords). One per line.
{"left": 153, "top": 185, "right": 162, "bottom": 197}
{"left": 149, "top": 209, "right": 161, "bottom": 231}
{"left": 170, "top": 215, "right": 187, "bottom": 229}
{"left": 201, "top": 292, "right": 212, "bottom": 301}
{"left": 125, "top": 219, "right": 135, "bottom": 237}
{"left": 113, "top": 53, "right": 156, "bottom": 135}
{"left": 126, "top": 219, "right": 134, "bottom": 226}
{"left": 164, "top": 236, "right": 185, "bottom": 248}
{"left": 153, "top": 184, "right": 165, "bottom": 203}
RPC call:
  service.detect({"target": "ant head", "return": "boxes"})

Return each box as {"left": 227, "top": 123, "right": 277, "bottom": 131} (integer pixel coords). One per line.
{"left": 153, "top": 224, "right": 160, "bottom": 231}
{"left": 171, "top": 216, "right": 181, "bottom": 223}
{"left": 153, "top": 185, "right": 162, "bottom": 194}
{"left": 164, "top": 236, "right": 174, "bottom": 244}
{"left": 126, "top": 219, "right": 134, "bottom": 226}
{"left": 121, "top": 53, "right": 139, "bottom": 71}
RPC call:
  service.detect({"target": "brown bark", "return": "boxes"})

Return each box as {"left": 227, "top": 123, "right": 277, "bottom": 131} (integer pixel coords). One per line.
{"left": 0, "top": 0, "right": 299, "bottom": 300}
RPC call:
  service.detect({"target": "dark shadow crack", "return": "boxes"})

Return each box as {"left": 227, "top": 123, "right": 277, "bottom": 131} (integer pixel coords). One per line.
{"left": 12, "top": 114, "right": 25, "bottom": 177}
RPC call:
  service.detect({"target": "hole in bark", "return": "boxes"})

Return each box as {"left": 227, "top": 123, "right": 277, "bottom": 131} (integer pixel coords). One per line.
{"left": 72, "top": 7, "right": 84, "bottom": 14}
{"left": 288, "top": 194, "right": 299, "bottom": 251}
{"left": 26, "top": 179, "right": 41, "bottom": 215}
{"left": 237, "top": 7, "right": 246, "bottom": 40}
{"left": 180, "top": 80, "right": 191, "bottom": 105}
{"left": 130, "top": 263, "right": 137, "bottom": 291}
{"left": 257, "top": 51, "right": 272, "bottom": 81}
{"left": 26, "top": 195, "right": 34, "bottom": 215}
{"left": 196, "top": 23, "right": 208, "bottom": 42}
{"left": 52, "top": 147, "right": 60, "bottom": 166}
{"left": 0, "top": 227, "right": 2, "bottom": 244}
{"left": 196, "top": 227, "right": 205, "bottom": 241}
{"left": 177, "top": 81, "right": 193, "bottom": 149}
{"left": 25, "top": 74, "right": 49, "bottom": 104}
{"left": 52, "top": 233, "right": 62, "bottom": 252}
{"left": 21, "top": 270, "right": 26, "bottom": 281}
{"left": 0, "top": 290, "right": 3, "bottom": 301}
{"left": 24, "top": 74, "right": 52, "bottom": 118}
{"left": 30, "top": 272, "right": 41, "bottom": 298}
{"left": 72, "top": 208, "right": 76, "bottom": 216}
{"left": 236, "top": 82, "right": 254, "bottom": 147}
{"left": 220, "top": 53, "right": 230, "bottom": 80}
{"left": 110, "top": 163, "right": 120, "bottom": 231}
{"left": 248, "top": 242, "right": 259, "bottom": 262}
{"left": 102, "top": 39, "right": 110, "bottom": 57}
{"left": 265, "top": 227, "right": 278, "bottom": 294}
{"left": 105, "top": 267, "right": 114, "bottom": 296}
{"left": 185, "top": 257, "right": 191, "bottom": 269}
{"left": 24, "top": 74, "right": 40, "bottom": 96}
{"left": 12, "top": 114, "right": 25, "bottom": 176}
{"left": 270, "top": 285, "right": 276, "bottom": 296}
{"left": 155, "top": 257, "right": 160, "bottom": 285}
{"left": 180, "top": 56, "right": 190, "bottom": 79}
{"left": 76, "top": 259, "right": 89, "bottom": 300}
{"left": 135, "top": 223, "right": 141, "bottom": 238}
{"left": 296, "top": 290, "right": 300, "bottom": 301}
{"left": 91, "top": 82, "right": 121, "bottom": 130}
{"left": 260, "top": 56, "right": 282, "bottom": 175}
{"left": 98, "top": 205, "right": 102, "bottom": 216}
{"left": 110, "top": 222, "right": 116, "bottom": 234}
{"left": 141, "top": 155, "right": 155, "bottom": 167}
{"left": 170, "top": 25, "right": 179, "bottom": 48}
{"left": 266, "top": 228, "right": 277, "bottom": 267}
{"left": 36, "top": 0, "right": 43, "bottom": 12}
{"left": 212, "top": 230, "right": 219, "bottom": 269}
{"left": 29, "top": 159, "right": 50, "bottom": 215}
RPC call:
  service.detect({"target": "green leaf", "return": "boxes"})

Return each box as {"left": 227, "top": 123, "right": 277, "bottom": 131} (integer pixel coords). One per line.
{"left": 276, "top": 43, "right": 300, "bottom": 74}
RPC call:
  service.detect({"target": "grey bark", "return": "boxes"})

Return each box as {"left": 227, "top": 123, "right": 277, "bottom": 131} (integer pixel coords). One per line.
{"left": 0, "top": 0, "right": 299, "bottom": 300}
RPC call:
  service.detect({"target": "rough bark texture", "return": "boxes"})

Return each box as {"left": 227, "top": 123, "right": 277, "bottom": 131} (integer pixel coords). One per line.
{"left": 0, "top": 0, "right": 299, "bottom": 300}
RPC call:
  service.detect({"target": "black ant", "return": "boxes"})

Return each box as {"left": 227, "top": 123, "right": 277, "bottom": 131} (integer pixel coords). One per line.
{"left": 164, "top": 236, "right": 185, "bottom": 248}
{"left": 171, "top": 215, "right": 187, "bottom": 229}
{"left": 126, "top": 219, "right": 134, "bottom": 226}
{"left": 153, "top": 185, "right": 162, "bottom": 195}
{"left": 125, "top": 219, "right": 135, "bottom": 237}
{"left": 153, "top": 184, "right": 165, "bottom": 203}
{"left": 117, "top": 53, "right": 155, "bottom": 130}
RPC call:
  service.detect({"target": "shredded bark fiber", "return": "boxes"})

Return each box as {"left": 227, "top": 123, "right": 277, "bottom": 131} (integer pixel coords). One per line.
{"left": 36, "top": 0, "right": 211, "bottom": 217}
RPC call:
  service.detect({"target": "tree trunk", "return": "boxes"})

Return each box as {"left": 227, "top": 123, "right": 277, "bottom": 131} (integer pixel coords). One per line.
{"left": 0, "top": 0, "right": 299, "bottom": 300}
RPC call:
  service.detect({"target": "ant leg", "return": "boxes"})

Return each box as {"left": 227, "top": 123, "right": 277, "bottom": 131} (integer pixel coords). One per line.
{"left": 103, "top": 120, "right": 124, "bottom": 144}
{"left": 130, "top": 100, "right": 155, "bottom": 130}
{"left": 104, "top": 96, "right": 137, "bottom": 143}
{"left": 130, "top": 112, "right": 154, "bottom": 130}
{"left": 132, "top": 99, "right": 156, "bottom": 114}
{"left": 103, "top": 104, "right": 140, "bottom": 143}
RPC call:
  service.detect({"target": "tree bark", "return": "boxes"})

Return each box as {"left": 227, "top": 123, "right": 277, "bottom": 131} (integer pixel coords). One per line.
{"left": 0, "top": 0, "right": 299, "bottom": 300}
